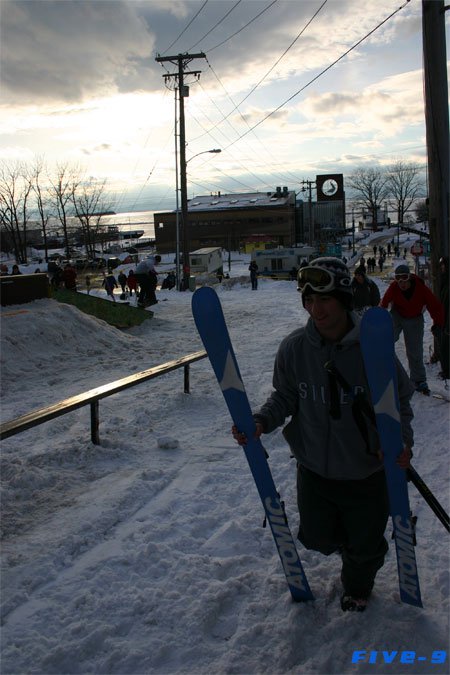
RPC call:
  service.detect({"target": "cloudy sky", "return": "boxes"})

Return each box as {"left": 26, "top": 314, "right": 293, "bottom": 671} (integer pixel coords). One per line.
{"left": 0, "top": 0, "right": 445, "bottom": 213}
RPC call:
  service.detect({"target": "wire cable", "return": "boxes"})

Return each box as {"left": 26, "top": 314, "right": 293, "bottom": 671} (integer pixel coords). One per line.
{"left": 224, "top": 0, "right": 328, "bottom": 114}
{"left": 220, "top": 0, "right": 412, "bottom": 150}
{"left": 207, "top": 0, "right": 278, "bottom": 53}
{"left": 184, "top": 0, "right": 329, "bottom": 186}
{"left": 161, "top": 0, "right": 209, "bottom": 55}
{"left": 187, "top": 0, "right": 243, "bottom": 51}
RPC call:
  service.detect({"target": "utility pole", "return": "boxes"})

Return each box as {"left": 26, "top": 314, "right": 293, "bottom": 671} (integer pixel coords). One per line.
{"left": 300, "top": 180, "right": 316, "bottom": 246}
{"left": 352, "top": 207, "right": 356, "bottom": 256}
{"left": 155, "top": 52, "right": 206, "bottom": 290}
{"left": 422, "top": 1, "right": 449, "bottom": 292}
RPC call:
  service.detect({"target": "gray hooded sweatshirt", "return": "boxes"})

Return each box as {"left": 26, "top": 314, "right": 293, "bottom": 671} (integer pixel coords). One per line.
{"left": 254, "top": 313, "right": 414, "bottom": 481}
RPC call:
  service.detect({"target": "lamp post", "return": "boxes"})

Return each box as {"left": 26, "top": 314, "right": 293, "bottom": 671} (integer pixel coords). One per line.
{"left": 180, "top": 148, "right": 221, "bottom": 290}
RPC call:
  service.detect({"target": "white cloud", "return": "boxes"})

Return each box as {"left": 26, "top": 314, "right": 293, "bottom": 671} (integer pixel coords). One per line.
{"left": 1, "top": 1, "right": 156, "bottom": 104}
{"left": 0, "top": 0, "right": 431, "bottom": 195}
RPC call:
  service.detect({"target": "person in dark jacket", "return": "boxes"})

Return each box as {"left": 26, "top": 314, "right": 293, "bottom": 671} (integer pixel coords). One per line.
{"left": 232, "top": 257, "right": 414, "bottom": 613}
{"left": 127, "top": 270, "right": 137, "bottom": 297}
{"left": 117, "top": 270, "right": 128, "bottom": 294}
{"left": 351, "top": 268, "right": 380, "bottom": 311}
{"left": 249, "top": 261, "right": 258, "bottom": 290}
{"left": 135, "top": 256, "right": 160, "bottom": 306}
{"left": 102, "top": 271, "right": 118, "bottom": 301}
{"left": 62, "top": 263, "right": 77, "bottom": 290}
{"left": 380, "top": 263, "right": 444, "bottom": 394}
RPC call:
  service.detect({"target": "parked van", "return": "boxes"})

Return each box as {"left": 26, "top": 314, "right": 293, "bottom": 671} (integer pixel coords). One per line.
{"left": 189, "top": 247, "right": 223, "bottom": 275}
{"left": 252, "top": 246, "right": 316, "bottom": 278}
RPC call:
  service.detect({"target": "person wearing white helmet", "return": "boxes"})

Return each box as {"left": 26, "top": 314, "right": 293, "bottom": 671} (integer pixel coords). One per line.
{"left": 232, "top": 257, "right": 414, "bottom": 613}
{"left": 135, "top": 255, "right": 161, "bottom": 307}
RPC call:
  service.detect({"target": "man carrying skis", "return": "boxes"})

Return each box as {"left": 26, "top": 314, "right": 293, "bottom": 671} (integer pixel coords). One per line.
{"left": 233, "top": 257, "right": 414, "bottom": 612}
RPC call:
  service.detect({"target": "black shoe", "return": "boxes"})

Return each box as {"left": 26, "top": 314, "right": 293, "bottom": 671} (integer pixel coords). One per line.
{"left": 415, "top": 381, "right": 430, "bottom": 395}
{"left": 340, "top": 593, "right": 369, "bottom": 612}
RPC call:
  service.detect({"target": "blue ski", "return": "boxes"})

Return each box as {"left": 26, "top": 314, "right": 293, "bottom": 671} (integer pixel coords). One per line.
{"left": 192, "top": 286, "right": 314, "bottom": 602}
{"left": 360, "top": 307, "right": 422, "bottom": 607}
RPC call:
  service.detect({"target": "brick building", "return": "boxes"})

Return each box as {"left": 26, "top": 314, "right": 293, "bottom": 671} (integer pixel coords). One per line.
{"left": 153, "top": 187, "right": 298, "bottom": 253}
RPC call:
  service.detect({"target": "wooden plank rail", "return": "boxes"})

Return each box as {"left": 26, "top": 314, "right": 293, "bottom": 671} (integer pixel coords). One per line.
{"left": 0, "top": 350, "right": 207, "bottom": 445}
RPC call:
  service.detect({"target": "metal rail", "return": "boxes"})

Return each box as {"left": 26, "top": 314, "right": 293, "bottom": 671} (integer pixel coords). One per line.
{"left": 0, "top": 350, "right": 207, "bottom": 445}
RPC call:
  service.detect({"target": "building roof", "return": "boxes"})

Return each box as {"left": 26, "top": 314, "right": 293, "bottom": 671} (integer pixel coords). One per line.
{"left": 190, "top": 247, "right": 221, "bottom": 255}
{"left": 187, "top": 189, "right": 294, "bottom": 212}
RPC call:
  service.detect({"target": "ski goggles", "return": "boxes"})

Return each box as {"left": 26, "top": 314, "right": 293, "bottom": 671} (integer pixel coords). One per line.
{"left": 297, "top": 266, "right": 352, "bottom": 293}
{"left": 394, "top": 273, "right": 410, "bottom": 281}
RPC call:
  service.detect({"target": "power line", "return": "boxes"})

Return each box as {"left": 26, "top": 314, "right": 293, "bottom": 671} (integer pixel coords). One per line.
{"left": 189, "top": 0, "right": 326, "bottom": 140}
{"left": 161, "top": 0, "right": 209, "bottom": 55}
{"left": 130, "top": 0, "right": 413, "bottom": 211}
{"left": 189, "top": 0, "right": 328, "bottom": 184}
{"left": 199, "top": 62, "right": 303, "bottom": 185}
{"left": 207, "top": 0, "right": 278, "bottom": 53}
{"left": 187, "top": 0, "right": 243, "bottom": 51}
{"left": 220, "top": 0, "right": 412, "bottom": 151}
{"left": 138, "top": 1, "right": 331, "bottom": 203}
{"left": 218, "top": 0, "right": 328, "bottom": 116}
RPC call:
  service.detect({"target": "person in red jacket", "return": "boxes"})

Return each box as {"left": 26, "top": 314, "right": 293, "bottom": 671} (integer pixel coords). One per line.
{"left": 380, "top": 263, "right": 444, "bottom": 394}
{"left": 61, "top": 263, "right": 77, "bottom": 291}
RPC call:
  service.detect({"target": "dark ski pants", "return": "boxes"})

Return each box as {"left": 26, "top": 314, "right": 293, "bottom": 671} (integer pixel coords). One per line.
{"left": 296, "top": 466, "right": 389, "bottom": 598}
{"left": 136, "top": 274, "right": 157, "bottom": 305}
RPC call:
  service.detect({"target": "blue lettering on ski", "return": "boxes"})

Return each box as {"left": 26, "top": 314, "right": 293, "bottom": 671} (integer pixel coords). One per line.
{"left": 394, "top": 515, "right": 419, "bottom": 601}
{"left": 265, "top": 497, "right": 307, "bottom": 592}
{"left": 219, "top": 351, "right": 246, "bottom": 393}
{"left": 373, "top": 379, "right": 400, "bottom": 423}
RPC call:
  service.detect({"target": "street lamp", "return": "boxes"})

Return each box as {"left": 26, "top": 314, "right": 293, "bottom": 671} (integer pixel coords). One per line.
{"left": 180, "top": 148, "right": 222, "bottom": 290}
{"left": 187, "top": 148, "right": 221, "bottom": 164}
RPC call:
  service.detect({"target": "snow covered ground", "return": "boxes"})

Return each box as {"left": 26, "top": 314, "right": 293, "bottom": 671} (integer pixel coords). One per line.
{"left": 1, "top": 235, "right": 449, "bottom": 675}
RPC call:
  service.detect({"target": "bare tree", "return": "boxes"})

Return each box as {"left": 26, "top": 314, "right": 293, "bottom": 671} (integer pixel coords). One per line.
{"left": 386, "top": 160, "right": 425, "bottom": 223}
{"left": 347, "top": 168, "right": 390, "bottom": 228}
{"left": 49, "top": 163, "right": 81, "bottom": 258}
{"left": 0, "top": 162, "right": 33, "bottom": 263}
{"left": 31, "top": 157, "right": 52, "bottom": 262}
{"left": 72, "top": 178, "right": 114, "bottom": 259}
{"left": 415, "top": 199, "right": 429, "bottom": 224}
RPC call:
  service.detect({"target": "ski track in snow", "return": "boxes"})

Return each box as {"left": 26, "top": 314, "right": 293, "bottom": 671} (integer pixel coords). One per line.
{"left": 1, "top": 244, "right": 449, "bottom": 675}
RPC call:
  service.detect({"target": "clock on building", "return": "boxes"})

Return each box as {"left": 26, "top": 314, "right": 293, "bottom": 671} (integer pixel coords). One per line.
{"left": 316, "top": 174, "right": 344, "bottom": 201}
{"left": 321, "top": 179, "right": 338, "bottom": 196}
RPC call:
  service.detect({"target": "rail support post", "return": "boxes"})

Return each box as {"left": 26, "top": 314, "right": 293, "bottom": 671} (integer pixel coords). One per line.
{"left": 184, "top": 364, "right": 190, "bottom": 394}
{"left": 91, "top": 400, "right": 100, "bottom": 445}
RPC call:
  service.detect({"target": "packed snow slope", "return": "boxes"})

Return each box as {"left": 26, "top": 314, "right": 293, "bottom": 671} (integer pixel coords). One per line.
{"left": 1, "top": 250, "right": 449, "bottom": 675}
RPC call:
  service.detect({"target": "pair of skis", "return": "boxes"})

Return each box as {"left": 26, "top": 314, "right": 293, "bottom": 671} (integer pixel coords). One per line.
{"left": 192, "top": 287, "right": 313, "bottom": 602}
{"left": 193, "top": 289, "right": 445, "bottom": 606}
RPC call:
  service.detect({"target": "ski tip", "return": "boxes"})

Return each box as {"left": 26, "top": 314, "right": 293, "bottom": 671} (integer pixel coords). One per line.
{"left": 361, "top": 306, "right": 389, "bottom": 323}
{"left": 191, "top": 286, "right": 221, "bottom": 323}
{"left": 192, "top": 285, "right": 217, "bottom": 305}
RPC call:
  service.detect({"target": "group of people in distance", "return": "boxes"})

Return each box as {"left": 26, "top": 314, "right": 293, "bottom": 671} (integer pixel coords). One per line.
{"left": 100, "top": 255, "right": 163, "bottom": 306}
{"left": 2, "top": 254, "right": 175, "bottom": 308}
{"left": 233, "top": 254, "right": 447, "bottom": 614}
